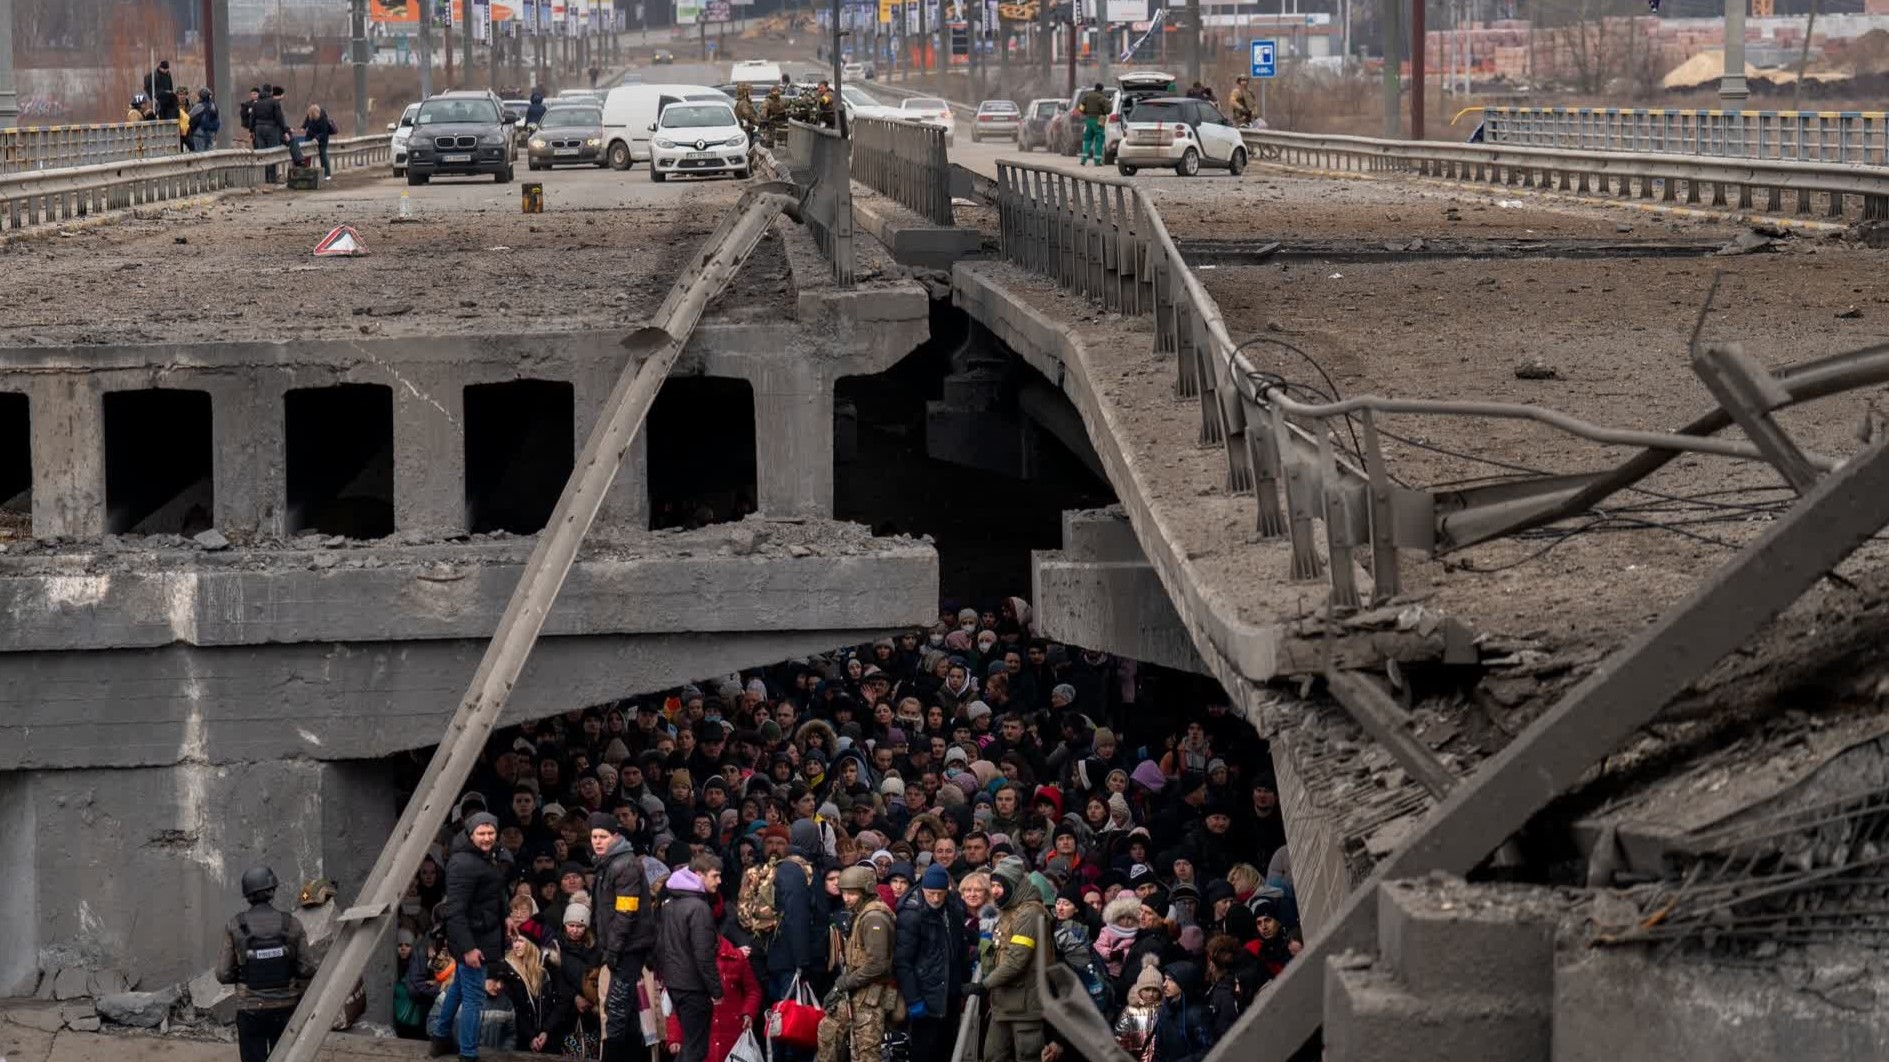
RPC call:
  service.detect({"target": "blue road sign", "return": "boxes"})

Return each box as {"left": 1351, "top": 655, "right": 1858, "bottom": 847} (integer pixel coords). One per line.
{"left": 1250, "top": 39, "right": 1276, "bottom": 78}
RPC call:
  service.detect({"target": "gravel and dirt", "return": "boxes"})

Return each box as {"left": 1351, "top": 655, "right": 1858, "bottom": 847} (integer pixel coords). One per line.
{"left": 0, "top": 167, "right": 773, "bottom": 347}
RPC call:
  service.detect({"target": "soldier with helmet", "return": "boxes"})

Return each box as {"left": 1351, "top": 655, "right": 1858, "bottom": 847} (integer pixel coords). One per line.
{"left": 815, "top": 865, "right": 900, "bottom": 1062}
{"left": 216, "top": 866, "right": 318, "bottom": 1062}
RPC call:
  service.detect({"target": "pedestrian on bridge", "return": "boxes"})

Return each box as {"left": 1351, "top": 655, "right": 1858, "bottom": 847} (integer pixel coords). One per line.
{"left": 1078, "top": 84, "right": 1108, "bottom": 166}
{"left": 187, "top": 89, "right": 219, "bottom": 151}
{"left": 250, "top": 85, "right": 290, "bottom": 182}
{"left": 295, "top": 104, "right": 340, "bottom": 180}
{"left": 216, "top": 866, "right": 318, "bottom": 1062}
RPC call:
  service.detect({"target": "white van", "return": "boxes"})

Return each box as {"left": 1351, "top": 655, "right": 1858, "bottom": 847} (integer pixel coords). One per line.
{"left": 729, "top": 60, "right": 782, "bottom": 86}
{"left": 600, "top": 83, "right": 736, "bottom": 168}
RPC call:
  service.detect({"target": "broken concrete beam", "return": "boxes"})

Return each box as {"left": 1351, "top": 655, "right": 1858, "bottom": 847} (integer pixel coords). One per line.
{"left": 295, "top": 902, "right": 340, "bottom": 953}
{"left": 188, "top": 968, "right": 240, "bottom": 1025}
{"left": 52, "top": 966, "right": 91, "bottom": 1000}
{"left": 96, "top": 988, "right": 178, "bottom": 1027}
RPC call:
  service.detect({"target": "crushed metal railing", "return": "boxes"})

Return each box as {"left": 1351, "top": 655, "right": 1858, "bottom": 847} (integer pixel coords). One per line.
{"left": 0, "top": 135, "right": 391, "bottom": 234}
{"left": 851, "top": 116, "right": 954, "bottom": 226}
{"left": 1244, "top": 128, "right": 1889, "bottom": 222}
{"left": 1597, "top": 786, "right": 1889, "bottom": 951}
{"left": 0, "top": 120, "right": 182, "bottom": 174}
{"left": 781, "top": 120, "right": 856, "bottom": 287}
{"left": 1483, "top": 106, "right": 1889, "bottom": 168}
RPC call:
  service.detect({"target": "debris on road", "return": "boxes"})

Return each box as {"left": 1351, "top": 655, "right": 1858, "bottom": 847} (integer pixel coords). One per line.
{"left": 1514, "top": 357, "right": 1561, "bottom": 380}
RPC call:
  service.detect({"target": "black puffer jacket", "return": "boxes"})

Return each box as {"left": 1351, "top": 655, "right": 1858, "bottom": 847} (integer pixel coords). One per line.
{"left": 894, "top": 887, "right": 965, "bottom": 1014}
{"left": 593, "top": 837, "right": 654, "bottom": 967}
{"left": 440, "top": 831, "right": 508, "bottom": 962}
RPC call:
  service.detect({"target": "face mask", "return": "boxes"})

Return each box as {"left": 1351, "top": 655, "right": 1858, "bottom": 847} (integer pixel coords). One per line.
{"left": 929, "top": 634, "right": 944, "bottom": 646}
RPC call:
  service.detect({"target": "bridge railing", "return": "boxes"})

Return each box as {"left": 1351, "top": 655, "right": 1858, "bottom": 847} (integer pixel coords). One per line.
{"left": 1245, "top": 127, "right": 1889, "bottom": 221}
{"left": 851, "top": 116, "right": 954, "bottom": 226}
{"left": 1481, "top": 106, "right": 1889, "bottom": 167}
{"left": 781, "top": 120, "right": 855, "bottom": 286}
{"left": 0, "top": 121, "right": 184, "bottom": 174}
{"left": 0, "top": 135, "right": 391, "bottom": 234}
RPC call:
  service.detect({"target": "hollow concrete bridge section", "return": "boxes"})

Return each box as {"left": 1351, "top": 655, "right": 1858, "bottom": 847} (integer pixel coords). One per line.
{"left": 0, "top": 167, "right": 936, "bottom": 998}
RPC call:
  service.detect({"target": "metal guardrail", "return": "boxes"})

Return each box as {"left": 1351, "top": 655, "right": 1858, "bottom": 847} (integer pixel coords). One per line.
{"left": 1244, "top": 128, "right": 1889, "bottom": 222}
{"left": 0, "top": 121, "right": 182, "bottom": 174}
{"left": 782, "top": 120, "right": 856, "bottom": 287}
{"left": 0, "top": 135, "right": 391, "bottom": 235}
{"left": 852, "top": 116, "right": 954, "bottom": 226}
{"left": 1483, "top": 106, "right": 1889, "bottom": 167}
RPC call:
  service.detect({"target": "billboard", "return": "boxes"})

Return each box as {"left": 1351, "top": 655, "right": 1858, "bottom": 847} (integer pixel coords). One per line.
{"left": 371, "top": 0, "right": 518, "bottom": 24}
{"left": 705, "top": 0, "right": 733, "bottom": 18}
{"left": 676, "top": 0, "right": 701, "bottom": 23}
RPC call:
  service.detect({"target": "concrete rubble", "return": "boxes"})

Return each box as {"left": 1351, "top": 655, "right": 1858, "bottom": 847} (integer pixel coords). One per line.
{"left": 95, "top": 988, "right": 177, "bottom": 1028}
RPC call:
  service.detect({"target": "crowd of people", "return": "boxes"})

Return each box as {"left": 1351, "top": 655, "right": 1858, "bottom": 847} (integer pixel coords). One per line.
{"left": 124, "top": 60, "right": 338, "bottom": 181}
{"left": 396, "top": 595, "right": 1299, "bottom": 1062}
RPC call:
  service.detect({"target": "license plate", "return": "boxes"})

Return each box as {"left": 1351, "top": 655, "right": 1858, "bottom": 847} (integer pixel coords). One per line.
{"left": 554, "top": 148, "right": 579, "bottom": 156}
{"left": 686, "top": 151, "right": 712, "bottom": 159}
{"left": 442, "top": 153, "right": 472, "bottom": 163}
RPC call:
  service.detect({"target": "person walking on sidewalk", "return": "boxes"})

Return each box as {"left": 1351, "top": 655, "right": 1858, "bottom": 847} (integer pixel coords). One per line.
{"left": 432, "top": 811, "right": 509, "bottom": 1061}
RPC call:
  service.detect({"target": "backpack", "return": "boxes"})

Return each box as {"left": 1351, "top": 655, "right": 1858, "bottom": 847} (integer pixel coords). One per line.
{"left": 736, "top": 855, "right": 810, "bottom": 936}
{"left": 203, "top": 104, "right": 220, "bottom": 134}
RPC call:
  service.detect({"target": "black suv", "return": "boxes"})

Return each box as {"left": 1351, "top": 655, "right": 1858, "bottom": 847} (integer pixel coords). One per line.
{"left": 405, "top": 90, "right": 519, "bottom": 185}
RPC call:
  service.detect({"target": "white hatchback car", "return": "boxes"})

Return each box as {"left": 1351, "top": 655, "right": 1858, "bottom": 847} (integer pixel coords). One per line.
{"left": 648, "top": 101, "right": 750, "bottom": 182}
{"left": 1115, "top": 96, "right": 1248, "bottom": 177}
{"left": 389, "top": 102, "right": 421, "bottom": 177}
{"left": 899, "top": 97, "right": 956, "bottom": 144}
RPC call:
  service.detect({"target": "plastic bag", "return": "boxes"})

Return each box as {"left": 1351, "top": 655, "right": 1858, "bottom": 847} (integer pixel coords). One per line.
{"left": 729, "top": 1027, "right": 765, "bottom": 1062}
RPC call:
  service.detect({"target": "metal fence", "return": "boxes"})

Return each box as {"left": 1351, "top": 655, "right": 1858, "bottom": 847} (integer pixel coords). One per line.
{"left": 0, "top": 135, "right": 391, "bottom": 235}
{"left": 1481, "top": 107, "right": 1889, "bottom": 167}
{"left": 851, "top": 116, "right": 954, "bottom": 226}
{"left": 782, "top": 120, "right": 855, "bottom": 286}
{"left": 0, "top": 122, "right": 184, "bottom": 175}
{"left": 1246, "top": 127, "right": 1889, "bottom": 221}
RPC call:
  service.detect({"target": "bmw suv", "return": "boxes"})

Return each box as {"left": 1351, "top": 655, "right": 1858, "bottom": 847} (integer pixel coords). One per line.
{"left": 405, "top": 90, "right": 518, "bottom": 185}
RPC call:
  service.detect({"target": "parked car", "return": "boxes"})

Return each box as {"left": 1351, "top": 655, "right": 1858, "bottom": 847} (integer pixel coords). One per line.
{"left": 970, "top": 99, "right": 1020, "bottom": 142}
{"left": 898, "top": 96, "right": 955, "bottom": 144}
{"left": 1114, "top": 96, "right": 1247, "bottom": 177}
{"left": 1017, "top": 97, "right": 1061, "bottom": 151}
{"left": 527, "top": 104, "right": 606, "bottom": 169}
{"left": 731, "top": 59, "right": 783, "bottom": 85}
{"left": 1048, "top": 86, "right": 1114, "bottom": 155}
{"left": 647, "top": 100, "right": 750, "bottom": 182}
{"left": 389, "top": 101, "right": 421, "bottom": 176}
{"left": 404, "top": 90, "right": 518, "bottom": 185}
{"left": 841, "top": 62, "right": 866, "bottom": 81}
{"left": 601, "top": 83, "right": 736, "bottom": 168}
{"left": 1105, "top": 70, "right": 1177, "bottom": 163}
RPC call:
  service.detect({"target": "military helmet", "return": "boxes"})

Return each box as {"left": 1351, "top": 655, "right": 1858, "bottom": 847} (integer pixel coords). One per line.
{"left": 240, "top": 865, "right": 279, "bottom": 899}
{"left": 838, "top": 865, "right": 877, "bottom": 893}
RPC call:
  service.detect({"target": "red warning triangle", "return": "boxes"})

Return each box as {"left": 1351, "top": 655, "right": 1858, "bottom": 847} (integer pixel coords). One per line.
{"left": 313, "top": 225, "right": 367, "bottom": 257}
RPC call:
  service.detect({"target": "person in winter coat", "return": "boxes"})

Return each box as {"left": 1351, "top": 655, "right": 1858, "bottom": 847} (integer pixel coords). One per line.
{"left": 658, "top": 856, "right": 726, "bottom": 1062}
{"left": 1151, "top": 961, "right": 1213, "bottom": 1062}
{"left": 525, "top": 89, "right": 547, "bottom": 126}
{"left": 1203, "top": 934, "right": 1262, "bottom": 1037}
{"left": 765, "top": 818, "right": 829, "bottom": 998}
{"left": 894, "top": 863, "right": 966, "bottom": 1062}
{"left": 1093, "top": 895, "right": 1141, "bottom": 988}
{"left": 1117, "top": 892, "right": 1179, "bottom": 1005}
{"left": 1111, "top": 964, "right": 1164, "bottom": 1062}
{"left": 186, "top": 88, "right": 218, "bottom": 151}
{"left": 591, "top": 812, "right": 655, "bottom": 1062}
{"left": 294, "top": 104, "right": 339, "bottom": 178}
{"left": 433, "top": 812, "right": 510, "bottom": 1060}
{"left": 974, "top": 856, "right": 1050, "bottom": 1062}
{"left": 664, "top": 931, "right": 758, "bottom": 1062}
{"left": 495, "top": 936, "right": 553, "bottom": 1052}
{"left": 544, "top": 904, "right": 600, "bottom": 1050}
